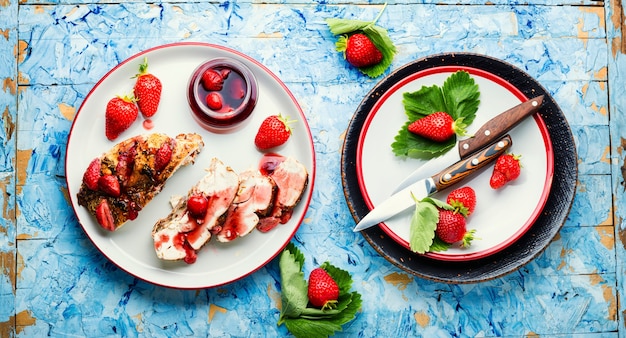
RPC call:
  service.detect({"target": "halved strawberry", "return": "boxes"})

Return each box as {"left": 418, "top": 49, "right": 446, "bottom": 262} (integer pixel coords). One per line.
{"left": 82, "top": 158, "right": 101, "bottom": 190}
{"left": 95, "top": 199, "right": 115, "bottom": 231}
{"left": 98, "top": 174, "right": 121, "bottom": 197}
{"left": 154, "top": 142, "right": 172, "bottom": 173}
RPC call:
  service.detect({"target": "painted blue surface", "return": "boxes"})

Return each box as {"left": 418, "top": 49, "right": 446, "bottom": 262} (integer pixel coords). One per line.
{"left": 1, "top": 1, "right": 623, "bottom": 337}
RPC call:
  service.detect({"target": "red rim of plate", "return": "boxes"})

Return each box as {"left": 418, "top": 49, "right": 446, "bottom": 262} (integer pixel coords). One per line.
{"left": 65, "top": 42, "right": 316, "bottom": 289}
{"left": 355, "top": 65, "right": 554, "bottom": 261}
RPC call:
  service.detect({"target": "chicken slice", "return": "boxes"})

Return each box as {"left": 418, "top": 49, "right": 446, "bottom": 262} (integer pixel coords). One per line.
{"left": 257, "top": 157, "right": 309, "bottom": 233}
{"left": 216, "top": 169, "right": 277, "bottom": 242}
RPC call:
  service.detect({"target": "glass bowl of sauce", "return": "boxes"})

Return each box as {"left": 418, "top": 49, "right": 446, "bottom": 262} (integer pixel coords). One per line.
{"left": 187, "top": 58, "right": 258, "bottom": 132}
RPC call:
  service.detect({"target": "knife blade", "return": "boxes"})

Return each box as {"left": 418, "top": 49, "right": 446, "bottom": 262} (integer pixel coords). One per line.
{"left": 353, "top": 135, "right": 512, "bottom": 232}
{"left": 391, "top": 95, "right": 544, "bottom": 194}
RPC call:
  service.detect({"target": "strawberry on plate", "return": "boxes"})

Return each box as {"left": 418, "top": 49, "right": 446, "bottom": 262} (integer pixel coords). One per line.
{"left": 254, "top": 114, "right": 294, "bottom": 150}
{"left": 490, "top": 153, "right": 522, "bottom": 189}
{"left": 105, "top": 95, "right": 138, "bottom": 140}
{"left": 435, "top": 209, "right": 475, "bottom": 247}
{"left": 133, "top": 57, "right": 162, "bottom": 118}
{"left": 446, "top": 186, "right": 476, "bottom": 216}
{"left": 407, "top": 111, "right": 467, "bottom": 142}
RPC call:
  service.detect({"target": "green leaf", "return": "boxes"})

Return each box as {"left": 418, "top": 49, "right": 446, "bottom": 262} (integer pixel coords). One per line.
{"left": 392, "top": 70, "right": 481, "bottom": 158}
{"left": 325, "top": 18, "right": 372, "bottom": 35}
{"left": 442, "top": 70, "right": 480, "bottom": 123}
{"left": 284, "top": 317, "right": 344, "bottom": 338}
{"left": 422, "top": 197, "right": 453, "bottom": 210}
{"left": 402, "top": 85, "right": 446, "bottom": 118}
{"left": 391, "top": 123, "right": 455, "bottom": 158}
{"left": 358, "top": 25, "right": 397, "bottom": 78}
{"left": 278, "top": 243, "right": 309, "bottom": 324}
{"left": 429, "top": 236, "right": 452, "bottom": 252}
{"left": 409, "top": 199, "right": 439, "bottom": 253}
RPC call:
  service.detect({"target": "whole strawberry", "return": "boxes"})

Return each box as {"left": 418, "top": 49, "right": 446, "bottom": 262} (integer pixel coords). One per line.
{"left": 343, "top": 33, "right": 383, "bottom": 68}
{"left": 201, "top": 68, "right": 224, "bottom": 91}
{"left": 446, "top": 186, "right": 476, "bottom": 216}
{"left": 105, "top": 95, "right": 138, "bottom": 140}
{"left": 307, "top": 267, "right": 340, "bottom": 309}
{"left": 490, "top": 153, "right": 522, "bottom": 189}
{"left": 254, "top": 114, "right": 294, "bottom": 150}
{"left": 133, "top": 57, "right": 162, "bottom": 118}
{"left": 435, "top": 209, "right": 475, "bottom": 247}
{"left": 408, "top": 112, "right": 467, "bottom": 142}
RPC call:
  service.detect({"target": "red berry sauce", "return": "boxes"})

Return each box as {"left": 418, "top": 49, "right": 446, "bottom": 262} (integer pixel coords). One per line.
{"left": 188, "top": 58, "right": 258, "bottom": 133}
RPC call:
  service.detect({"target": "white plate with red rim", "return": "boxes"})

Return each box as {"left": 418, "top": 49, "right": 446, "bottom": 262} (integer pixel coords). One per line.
{"left": 356, "top": 65, "right": 554, "bottom": 261}
{"left": 65, "top": 42, "right": 315, "bottom": 289}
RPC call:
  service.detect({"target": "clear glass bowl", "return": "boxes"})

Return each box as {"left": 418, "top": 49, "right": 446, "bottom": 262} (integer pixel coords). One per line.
{"left": 187, "top": 58, "right": 258, "bottom": 132}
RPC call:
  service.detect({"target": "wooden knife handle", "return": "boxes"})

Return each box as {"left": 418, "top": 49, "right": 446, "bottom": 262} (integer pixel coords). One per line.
{"left": 458, "top": 95, "right": 543, "bottom": 158}
{"left": 432, "top": 135, "right": 512, "bottom": 191}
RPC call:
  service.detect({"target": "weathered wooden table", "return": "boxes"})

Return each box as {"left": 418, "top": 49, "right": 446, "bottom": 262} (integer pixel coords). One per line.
{"left": 1, "top": 0, "right": 624, "bottom": 336}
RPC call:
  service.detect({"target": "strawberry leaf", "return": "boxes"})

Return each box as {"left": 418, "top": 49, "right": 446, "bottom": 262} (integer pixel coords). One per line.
{"left": 358, "top": 25, "right": 396, "bottom": 78}
{"left": 409, "top": 198, "right": 439, "bottom": 254}
{"left": 429, "top": 236, "right": 452, "bottom": 252}
{"left": 442, "top": 70, "right": 480, "bottom": 124}
{"left": 325, "top": 18, "right": 372, "bottom": 35}
{"left": 392, "top": 70, "right": 480, "bottom": 158}
{"left": 278, "top": 243, "right": 308, "bottom": 324}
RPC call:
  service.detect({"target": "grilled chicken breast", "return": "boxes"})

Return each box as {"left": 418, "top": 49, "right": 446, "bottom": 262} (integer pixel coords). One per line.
{"left": 77, "top": 133, "right": 204, "bottom": 231}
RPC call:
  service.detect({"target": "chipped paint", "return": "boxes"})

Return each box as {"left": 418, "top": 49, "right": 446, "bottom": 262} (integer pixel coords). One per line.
{"left": 208, "top": 304, "right": 227, "bottom": 323}
{"left": 383, "top": 272, "right": 412, "bottom": 290}
{"left": 578, "top": 6, "right": 604, "bottom": 40}
{"left": 15, "top": 148, "right": 30, "bottom": 194}
{"left": 609, "top": 0, "right": 625, "bottom": 56}
{"left": 267, "top": 284, "right": 282, "bottom": 311}
{"left": 595, "top": 67, "right": 608, "bottom": 81}
{"left": 596, "top": 226, "right": 615, "bottom": 249}
{"left": 58, "top": 103, "right": 75, "bottom": 121}
{"left": 2, "top": 77, "right": 15, "bottom": 96}
{"left": 15, "top": 40, "right": 26, "bottom": 64}
{"left": 15, "top": 310, "right": 35, "bottom": 334}
{"left": 414, "top": 310, "right": 430, "bottom": 328}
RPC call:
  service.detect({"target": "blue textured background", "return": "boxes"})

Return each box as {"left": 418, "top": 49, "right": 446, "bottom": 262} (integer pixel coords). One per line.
{"left": 1, "top": 1, "right": 624, "bottom": 337}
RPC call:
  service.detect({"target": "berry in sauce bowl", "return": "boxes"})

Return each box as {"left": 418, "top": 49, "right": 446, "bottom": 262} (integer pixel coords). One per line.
{"left": 187, "top": 58, "right": 258, "bottom": 132}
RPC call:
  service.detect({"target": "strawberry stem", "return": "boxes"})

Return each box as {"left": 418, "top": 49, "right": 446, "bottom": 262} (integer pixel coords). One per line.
{"left": 371, "top": 3, "right": 388, "bottom": 26}
{"left": 461, "top": 229, "right": 478, "bottom": 248}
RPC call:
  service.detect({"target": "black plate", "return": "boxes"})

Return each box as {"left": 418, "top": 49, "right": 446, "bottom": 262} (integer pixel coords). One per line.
{"left": 341, "top": 53, "right": 577, "bottom": 283}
